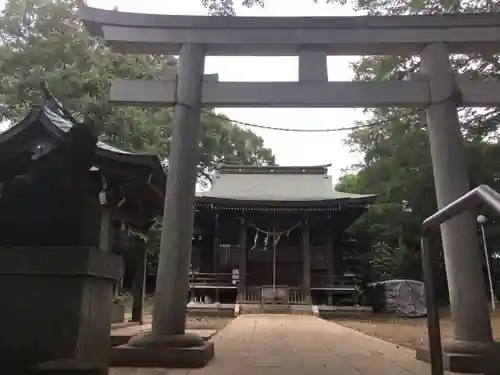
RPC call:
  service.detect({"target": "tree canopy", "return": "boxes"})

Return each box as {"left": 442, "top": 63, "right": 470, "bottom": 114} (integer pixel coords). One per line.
{"left": 205, "top": 0, "right": 500, "bottom": 293}
{"left": 201, "top": 0, "right": 337, "bottom": 15}
{"left": 333, "top": 0, "right": 500, "bottom": 292}
{"left": 201, "top": 0, "right": 497, "bottom": 14}
{"left": 0, "top": 0, "right": 276, "bottom": 270}
{"left": 0, "top": 0, "right": 276, "bottom": 182}
{"left": 3, "top": 0, "right": 500, "bottom": 294}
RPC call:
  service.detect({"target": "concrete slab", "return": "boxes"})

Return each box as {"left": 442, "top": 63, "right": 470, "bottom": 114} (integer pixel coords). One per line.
{"left": 110, "top": 314, "right": 471, "bottom": 375}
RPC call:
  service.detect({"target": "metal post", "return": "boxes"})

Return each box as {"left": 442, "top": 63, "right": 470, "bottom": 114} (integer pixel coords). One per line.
{"left": 421, "top": 236, "right": 444, "bottom": 375}
{"left": 478, "top": 215, "right": 496, "bottom": 311}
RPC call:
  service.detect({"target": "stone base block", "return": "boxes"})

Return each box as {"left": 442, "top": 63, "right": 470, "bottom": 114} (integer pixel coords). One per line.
{"left": 416, "top": 346, "right": 500, "bottom": 373}
{"left": 110, "top": 341, "right": 214, "bottom": 368}
{"left": 29, "top": 359, "right": 104, "bottom": 375}
{"left": 0, "top": 246, "right": 122, "bottom": 375}
{"left": 110, "top": 303, "right": 126, "bottom": 323}
{"left": 111, "top": 335, "right": 130, "bottom": 348}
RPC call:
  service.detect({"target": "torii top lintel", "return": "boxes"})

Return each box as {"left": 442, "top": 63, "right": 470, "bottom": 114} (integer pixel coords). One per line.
{"left": 80, "top": 6, "right": 500, "bottom": 56}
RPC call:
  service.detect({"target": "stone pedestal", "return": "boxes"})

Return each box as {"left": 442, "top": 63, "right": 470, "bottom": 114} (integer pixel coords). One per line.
{"left": 0, "top": 246, "right": 122, "bottom": 375}
{"left": 29, "top": 359, "right": 102, "bottom": 375}
{"left": 110, "top": 332, "right": 214, "bottom": 368}
{"left": 111, "top": 303, "right": 126, "bottom": 324}
{"left": 416, "top": 341, "right": 500, "bottom": 374}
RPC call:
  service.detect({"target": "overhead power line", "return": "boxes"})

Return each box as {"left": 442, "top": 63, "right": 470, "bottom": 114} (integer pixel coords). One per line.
{"left": 202, "top": 107, "right": 423, "bottom": 133}
{"left": 175, "top": 92, "right": 497, "bottom": 133}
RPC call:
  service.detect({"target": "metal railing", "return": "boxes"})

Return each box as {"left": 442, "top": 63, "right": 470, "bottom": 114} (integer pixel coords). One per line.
{"left": 421, "top": 185, "right": 500, "bottom": 375}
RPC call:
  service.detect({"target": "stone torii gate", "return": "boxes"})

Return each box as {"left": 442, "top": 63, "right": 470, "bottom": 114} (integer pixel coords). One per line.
{"left": 81, "top": 8, "right": 500, "bottom": 371}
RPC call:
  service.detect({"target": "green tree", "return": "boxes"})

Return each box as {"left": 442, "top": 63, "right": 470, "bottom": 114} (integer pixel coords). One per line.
{"left": 0, "top": 0, "right": 275, "bottom": 176}
{"left": 201, "top": 0, "right": 498, "bottom": 14}
{"left": 200, "top": 0, "right": 338, "bottom": 15}
{"left": 0, "top": 0, "right": 276, "bottom": 267}
{"left": 331, "top": 0, "right": 500, "bottom": 289}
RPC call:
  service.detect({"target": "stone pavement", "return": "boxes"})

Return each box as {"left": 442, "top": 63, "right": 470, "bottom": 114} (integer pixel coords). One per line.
{"left": 111, "top": 314, "right": 459, "bottom": 375}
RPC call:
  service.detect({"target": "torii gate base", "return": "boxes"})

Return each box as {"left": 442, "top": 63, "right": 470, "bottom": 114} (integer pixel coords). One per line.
{"left": 416, "top": 345, "right": 500, "bottom": 374}
{"left": 108, "top": 44, "right": 215, "bottom": 369}
{"left": 80, "top": 7, "right": 500, "bottom": 373}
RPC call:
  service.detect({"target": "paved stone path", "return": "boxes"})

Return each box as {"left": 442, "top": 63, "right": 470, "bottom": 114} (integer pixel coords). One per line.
{"left": 111, "top": 314, "right": 458, "bottom": 375}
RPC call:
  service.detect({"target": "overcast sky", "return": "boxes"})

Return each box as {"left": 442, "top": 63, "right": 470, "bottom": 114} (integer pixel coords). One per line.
{"left": 0, "top": 0, "right": 368, "bottom": 182}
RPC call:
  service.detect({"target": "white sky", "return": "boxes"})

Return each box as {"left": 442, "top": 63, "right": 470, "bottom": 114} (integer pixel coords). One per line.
{"left": 1, "top": 0, "right": 368, "bottom": 182}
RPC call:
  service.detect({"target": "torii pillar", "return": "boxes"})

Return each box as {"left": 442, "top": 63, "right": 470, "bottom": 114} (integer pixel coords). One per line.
{"left": 416, "top": 42, "right": 499, "bottom": 373}
{"left": 112, "top": 44, "right": 214, "bottom": 367}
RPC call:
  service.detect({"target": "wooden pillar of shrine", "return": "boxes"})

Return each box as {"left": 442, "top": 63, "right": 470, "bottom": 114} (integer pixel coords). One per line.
{"left": 131, "top": 236, "right": 148, "bottom": 324}
{"left": 333, "top": 249, "right": 343, "bottom": 275}
{"left": 238, "top": 216, "right": 247, "bottom": 301}
{"left": 213, "top": 212, "right": 220, "bottom": 303}
{"left": 325, "top": 220, "right": 334, "bottom": 306}
{"left": 98, "top": 197, "right": 113, "bottom": 253}
{"left": 302, "top": 217, "right": 311, "bottom": 304}
{"left": 98, "top": 195, "right": 122, "bottom": 297}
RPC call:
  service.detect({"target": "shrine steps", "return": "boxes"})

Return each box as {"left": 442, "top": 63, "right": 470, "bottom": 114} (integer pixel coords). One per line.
{"left": 187, "top": 302, "right": 236, "bottom": 317}
{"left": 238, "top": 303, "right": 314, "bottom": 315}
{"left": 317, "top": 305, "right": 373, "bottom": 320}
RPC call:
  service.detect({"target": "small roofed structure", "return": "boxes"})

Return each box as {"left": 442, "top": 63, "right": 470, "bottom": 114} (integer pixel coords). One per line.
{"left": 0, "top": 89, "right": 166, "bottom": 328}
{"left": 0, "top": 92, "right": 166, "bottom": 246}
{"left": 191, "top": 164, "right": 375, "bottom": 310}
{"left": 0, "top": 88, "right": 168, "bottom": 373}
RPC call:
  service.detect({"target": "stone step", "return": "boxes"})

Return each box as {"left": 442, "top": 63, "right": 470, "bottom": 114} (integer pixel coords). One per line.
{"left": 290, "top": 305, "right": 314, "bottom": 315}
{"left": 239, "top": 303, "right": 314, "bottom": 315}
{"left": 240, "top": 303, "right": 263, "bottom": 314}
{"left": 262, "top": 304, "right": 291, "bottom": 314}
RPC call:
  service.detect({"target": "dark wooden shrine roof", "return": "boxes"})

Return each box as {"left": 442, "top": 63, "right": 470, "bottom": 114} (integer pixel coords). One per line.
{"left": 0, "top": 102, "right": 167, "bottom": 227}
{"left": 196, "top": 164, "right": 376, "bottom": 209}
{"left": 0, "top": 105, "right": 165, "bottom": 178}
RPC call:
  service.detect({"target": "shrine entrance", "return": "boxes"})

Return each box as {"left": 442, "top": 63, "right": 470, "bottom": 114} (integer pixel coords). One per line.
{"left": 81, "top": 8, "right": 500, "bottom": 372}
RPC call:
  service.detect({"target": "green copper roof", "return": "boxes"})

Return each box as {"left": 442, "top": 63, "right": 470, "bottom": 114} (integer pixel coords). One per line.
{"left": 196, "top": 165, "right": 375, "bottom": 202}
